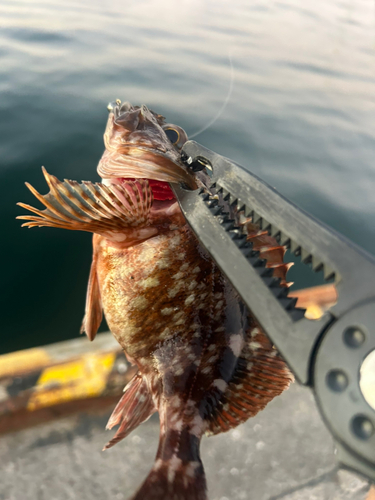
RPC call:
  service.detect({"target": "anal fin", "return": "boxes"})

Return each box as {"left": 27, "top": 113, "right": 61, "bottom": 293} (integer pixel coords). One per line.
{"left": 104, "top": 373, "right": 156, "bottom": 450}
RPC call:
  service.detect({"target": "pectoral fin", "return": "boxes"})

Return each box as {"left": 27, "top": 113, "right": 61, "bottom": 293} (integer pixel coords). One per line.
{"left": 17, "top": 167, "right": 153, "bottom": 237}
{"left": 80, "top": 235, "right": 102, "bottom": 341}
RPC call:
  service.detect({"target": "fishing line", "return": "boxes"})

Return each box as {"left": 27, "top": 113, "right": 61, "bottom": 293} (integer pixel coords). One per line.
{"left": 189, "top": 52, "right": 235, "bottom": 139}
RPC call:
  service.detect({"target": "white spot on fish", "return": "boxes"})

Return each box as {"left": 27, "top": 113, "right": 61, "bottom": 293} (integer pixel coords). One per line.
{"left": 170, "top": 235, "right": 182, "bottom": 248}
{"left": 139, "top": 276, "right": 160, "bottom": 289}
{"left": 215, "top": 300, "right": 224, "bottom": 310}
{"left": 173, "top": 311, "right": 184, "bottom": 321}
{"left": 250, "top": 341, "right": 261, "bottom": 350}
{"left": 208, "top": 355, "right": 219, "bottom": 364}
{"left": 213, "top": 379, "right": 228, "bottom": 392}
{"left": 131, "top": 296, "right": 148, "bottom": 311}
{"left": 185, "top": 461, "right": 200, "bottom": 478}
{"left": 189, "top": 414, "right": 205, "bottom": 437}
{"left": 174, "top": 366, "right": 184, "bottom": 376}
{"left": 214, "top": 326, "right": 225, "bottom": 332}
{"left": 170, "top": 418, "right": 183, "bottom": 431}
{"left": 229, "top": 333, "right": 244, "bottom": 357}
{"left": 161, "top": 307, "right": 173, "bottom": 315}
{"left": 192, "top": 266, "right": 200, "bottom": 274}
{"left": 176, "top": 252, "right": 185, "bottom": 260}
{"left": 153, "top": 458, "right": 163, "bottom": 471}
{"left": 180, "top": 263, "right": 189, "bottom": 271}
{"left": 208, "top": 344, "right": 216, "bottom": 351}
{"left": 168, "top": 455, "right": 182, "bottom": 483}
{"left": 160, "top": 327, "right": 171, "bottom": 338}
{"left": 188, "top": 280, "right": 197, "bottom": 291}
{"left": 251, "top": 327, "right": 260, "bottom": 337}
{"left": 184, "top": 294, "right": 195, "bottom": 306}
{"left": 202, "top": 366, "right": 212, "bottom": 375}
{"left": 172, "top": 271, "right": 184, "bottom": 280}
{"left": 156, "top": 258, "right": 170, "bottom": 269}
{"left": 168, "top": 282, "right": 183, "bottom": 298}
{"left": 171, "top": 395, "right": 182, "bottom": 408}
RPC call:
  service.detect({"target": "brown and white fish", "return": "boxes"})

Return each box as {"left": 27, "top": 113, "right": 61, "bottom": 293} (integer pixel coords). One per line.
{"left": 18, "top": 100, "right": 293, "bottom": 500}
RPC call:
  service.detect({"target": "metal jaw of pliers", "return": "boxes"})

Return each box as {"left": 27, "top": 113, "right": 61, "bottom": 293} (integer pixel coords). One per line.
{"left": 171, "top": 140, "right": 375, "bottom": 482}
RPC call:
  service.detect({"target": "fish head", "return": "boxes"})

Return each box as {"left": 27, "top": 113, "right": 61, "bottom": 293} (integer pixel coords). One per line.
{"left": 98, "top": 100, "right": 198, "bottom": 197}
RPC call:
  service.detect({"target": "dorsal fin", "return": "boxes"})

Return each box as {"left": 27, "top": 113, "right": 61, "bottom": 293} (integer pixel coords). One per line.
{"left": 17, "top": 167, "right": 153, "bottom": 236}
{"left": 103, "top": 373, "right": 155, "bottom": 450}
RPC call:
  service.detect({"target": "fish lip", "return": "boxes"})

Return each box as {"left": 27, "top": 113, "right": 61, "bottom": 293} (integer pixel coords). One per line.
{"left": 97, "top": 145, "right": 198, "bottom": 189}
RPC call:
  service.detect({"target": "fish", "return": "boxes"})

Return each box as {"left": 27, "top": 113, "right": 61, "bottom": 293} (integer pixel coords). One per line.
{"left": 17, "top": 100, "right": 293, "bottom": 500}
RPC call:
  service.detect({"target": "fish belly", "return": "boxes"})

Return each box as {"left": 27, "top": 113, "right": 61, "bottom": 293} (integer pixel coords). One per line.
{"left": 96, "top": 222, "right": 292, "bottom": 437}
{"left": 95, "top": 224, "right": 226, "bottom": 360}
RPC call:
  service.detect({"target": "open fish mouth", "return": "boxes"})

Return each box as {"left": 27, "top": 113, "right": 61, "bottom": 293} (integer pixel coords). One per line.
{"left": 97, "top": 100, "right": 197, "bottom": 193}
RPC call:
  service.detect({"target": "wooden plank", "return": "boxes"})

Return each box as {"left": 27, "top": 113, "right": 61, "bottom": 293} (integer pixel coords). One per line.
{"left": 289, "top": 283, "right": 337, "bottom": 319}
{"left": 367, "top": 486, "right": 375, "bottom": 500}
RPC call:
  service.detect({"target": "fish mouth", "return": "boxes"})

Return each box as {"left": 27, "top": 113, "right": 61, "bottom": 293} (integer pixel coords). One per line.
{"left": 97, "top": 101, "right": 197, "bottom": 193}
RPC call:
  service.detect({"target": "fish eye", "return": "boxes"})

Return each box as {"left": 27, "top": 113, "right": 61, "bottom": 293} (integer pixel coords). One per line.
{"left": 164, "top": 127, "right": 179, "bottom": 145}
{"left": 163, "top": 124, "right": 188, "bottom": 150}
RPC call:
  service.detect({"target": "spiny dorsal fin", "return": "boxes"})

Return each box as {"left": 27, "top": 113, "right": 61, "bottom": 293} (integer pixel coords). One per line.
{"left": 17, "top": 167, "right": 153, "bottom": 236}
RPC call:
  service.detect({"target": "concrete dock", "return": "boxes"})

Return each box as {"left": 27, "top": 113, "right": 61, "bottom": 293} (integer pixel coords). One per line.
{"left": 0, "top": 286, "right": 373, "bottom": 499}
{"left": 0, "top": 380, "right": 372, "bottom": 500}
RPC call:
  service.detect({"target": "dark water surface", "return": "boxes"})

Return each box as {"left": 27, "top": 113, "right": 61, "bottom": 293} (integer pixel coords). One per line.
{"left": 1, "top": 0, "right": 375, "bottom": 354}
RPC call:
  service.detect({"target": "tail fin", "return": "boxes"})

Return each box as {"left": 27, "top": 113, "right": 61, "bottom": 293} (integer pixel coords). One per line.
{"left": 130, "top": 456, "right": 207, "bottom": 500}
{"left": 130, "top": 422, "right": 207, "bottom": 500}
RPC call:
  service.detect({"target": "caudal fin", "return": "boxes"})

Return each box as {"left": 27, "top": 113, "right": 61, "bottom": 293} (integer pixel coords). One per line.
{"left": 130, "top": 456, "right": 207, "bottom": 500}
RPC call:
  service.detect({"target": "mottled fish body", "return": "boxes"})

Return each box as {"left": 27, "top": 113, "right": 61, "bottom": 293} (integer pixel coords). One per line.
{"left": 18, "top": 101, "right": 293, "bottom": 500}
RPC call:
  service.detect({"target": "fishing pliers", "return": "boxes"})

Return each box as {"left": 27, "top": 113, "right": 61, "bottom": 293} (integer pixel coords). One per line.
{"left": 172, "top": 140, "right": 375, "bottom": 482}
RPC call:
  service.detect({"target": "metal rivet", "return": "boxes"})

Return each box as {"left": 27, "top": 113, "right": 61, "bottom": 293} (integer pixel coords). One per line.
{"left": 343, "top": 327, "right": 365, "bottom": 348}
{"left": 326, "top": 369, "right": 348, "bottom": 392}
{"left": 351, "top": 415, "right": 374, "bottom": 440}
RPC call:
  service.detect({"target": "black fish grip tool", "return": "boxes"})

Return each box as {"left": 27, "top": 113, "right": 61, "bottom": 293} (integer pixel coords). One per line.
{"left": 172, "top": 140, "right": 375, "bottom": 482}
